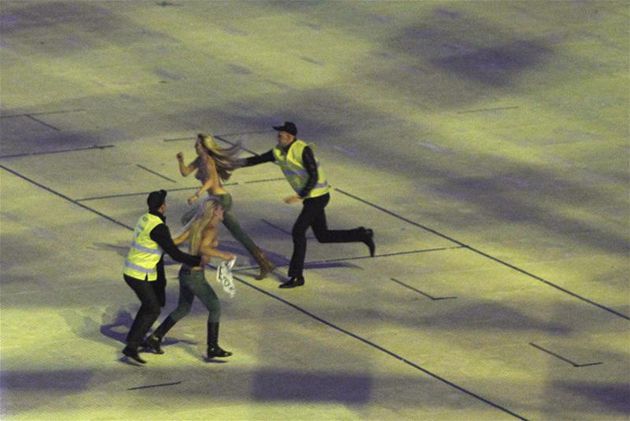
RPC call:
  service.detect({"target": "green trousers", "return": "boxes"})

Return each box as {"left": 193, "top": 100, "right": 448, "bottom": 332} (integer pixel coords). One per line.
{"left": 215, "top": 193, "right": 259, "bottom": 255}
{"left": 168, "top": 267, "right": 221, "bottom": 323}
{"left": 181, "top": 193, "right": 259, "bottom": 257}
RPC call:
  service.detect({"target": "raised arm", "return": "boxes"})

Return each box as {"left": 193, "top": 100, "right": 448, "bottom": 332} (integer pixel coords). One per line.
{"left": 176, "top": 153, "right": 198, "bottom": 177}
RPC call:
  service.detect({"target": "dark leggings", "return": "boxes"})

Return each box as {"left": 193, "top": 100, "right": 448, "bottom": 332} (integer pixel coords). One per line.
{"left": 182, "top": 193, "right": 260, "bottom": 255}
{"left": 168, "top": 267, "right": 221, "bottom": 323}
{"left": 289, "top": 193, "right": 365, "bottom": 277}
{"left": 215, "top": 193, "right": 259, "bottom": 254}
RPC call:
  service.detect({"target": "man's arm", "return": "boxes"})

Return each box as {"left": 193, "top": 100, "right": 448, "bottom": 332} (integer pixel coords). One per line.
{"left": 154, "top": 257, "right": 167, "bottom": 307}
{"left": 298, "top": 146, "right": 318, "bottom": 198}
{"left": 150, "top": 224, "right": 201, "bottom": 267}
{"left": 239, "top": 150, "right": 274, "bottom": 167}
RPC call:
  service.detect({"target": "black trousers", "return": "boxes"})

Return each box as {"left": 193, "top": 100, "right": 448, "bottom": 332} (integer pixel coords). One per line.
{"left": 124, "top": 275, "right": 161, "bottom": 348}
{"left": 289, "top": 193, "right": 364, "bottom": 277}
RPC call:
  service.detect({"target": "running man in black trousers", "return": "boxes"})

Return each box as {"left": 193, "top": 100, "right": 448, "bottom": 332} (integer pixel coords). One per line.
{"left": 238, "top": 121, "right": 375, "bottom": 288}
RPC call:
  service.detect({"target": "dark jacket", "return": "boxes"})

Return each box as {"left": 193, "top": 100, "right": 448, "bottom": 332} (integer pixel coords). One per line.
{"left": 241, "top": 142, "right": 319, "bottom": 198}
{"left": 148, "top": 211, "right": 201, "bottom": 306}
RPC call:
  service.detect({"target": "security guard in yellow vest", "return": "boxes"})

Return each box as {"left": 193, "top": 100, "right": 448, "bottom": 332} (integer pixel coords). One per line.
{"left": 122, "top": 189, "right": 204, "bottom": 364}
{"left": 239, "top": 121, "right": 375, "bottom": 288}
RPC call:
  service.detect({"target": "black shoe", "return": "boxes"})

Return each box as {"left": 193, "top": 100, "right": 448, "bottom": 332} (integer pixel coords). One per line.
{"left": 123, "top": 346, "right": 146, "bottom": 364}
{"left": 279, "top": 276, "right": 305, "bottom": 289}
{"left": 142, "top": 335, "right": 164, "bottom": 354}
{"left": 207, "top": 345, "right": 233, "bottom": 359}
{"left": 360, "top": 227, "right": 375, "bottom": 257}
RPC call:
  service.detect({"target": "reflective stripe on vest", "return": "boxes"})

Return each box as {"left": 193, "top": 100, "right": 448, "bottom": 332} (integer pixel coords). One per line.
{"left": 130, "top": 240, "right": 163, "bottom": 255}
{"left": 123, "top": 213, "right": 164, "bottom": 281}
{"left": 124, "top": 260, "right": 157, "bottom": 276}
{"left": 273, "top": 139, "right": 330, "bottom": 199}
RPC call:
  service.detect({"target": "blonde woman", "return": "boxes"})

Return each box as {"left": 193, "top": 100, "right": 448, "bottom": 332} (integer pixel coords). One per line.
{"left": 177, "top": 133, "right": 274, "bottom": 280}
{"left": 146, "top": 199, "right": 235, "bottom": 360}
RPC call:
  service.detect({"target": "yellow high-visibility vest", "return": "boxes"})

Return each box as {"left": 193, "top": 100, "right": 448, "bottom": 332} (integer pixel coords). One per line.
{"left": 123, "top": 213, "right": 164, "bottom": 281}
{"left": 273, "top": 139, "right": 330, "bottom": 199}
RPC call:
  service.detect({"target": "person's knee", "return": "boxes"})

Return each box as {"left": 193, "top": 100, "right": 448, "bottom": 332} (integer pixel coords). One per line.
{"left": 292, "top": 224, "right": 308, "bottom": 239}
{"left": 312, "top": 229, "right": 330, "bottom": 243}
{"left": 170, "top": 305, "right": 192, "bottom": 321}
{"left": 144, "top": 301, "right": 161, "bottom": 317}
{"left": 146, "top": 308, "right": 160, "bottom": 323}
{"left": 207, "top": 311, "right": 221, "bottom": 323}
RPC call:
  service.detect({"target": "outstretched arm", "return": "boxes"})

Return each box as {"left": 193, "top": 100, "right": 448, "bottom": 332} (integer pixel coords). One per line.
{"left": 150, "top": 224, "right": 201, "bottom": 267}
{"left": 198, "top": 225, "right": 236, "bottom": 261}
{"left": 239, "top": 150, "right": 275, "bottom": 167}
{"left": 199, "top": 244, "right": 236, "bottom": 261}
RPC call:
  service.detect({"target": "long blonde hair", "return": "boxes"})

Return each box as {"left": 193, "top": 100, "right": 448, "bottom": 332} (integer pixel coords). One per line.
{"left": 197, "top": 133, "right": 241, "bottom": 181}
{"left": 188, "top": 199, "right": 218, "bottom": 254}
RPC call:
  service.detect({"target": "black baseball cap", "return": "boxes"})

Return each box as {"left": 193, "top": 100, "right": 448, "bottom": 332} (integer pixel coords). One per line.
{"left": 147, "top": 189, "right": 167, "bottom": 211}
{"left": 273, "top": 121, "right": 297, "bottom": 136}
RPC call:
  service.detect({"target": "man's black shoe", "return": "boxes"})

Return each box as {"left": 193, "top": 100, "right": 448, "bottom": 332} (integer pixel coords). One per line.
{"left": 279, "top": 276, "right": 305, "bottom": 289}
{"left": 142, "top": 335, "right": 164, "bottom": 354}
{"left": 360, "top": 227, "right": 375, "bottom": 257}
{"left": 123, "top": 346, "right": 147, "bottom": 364}
{"left": 207, "top": 346, "right": 233, "bottom": 359}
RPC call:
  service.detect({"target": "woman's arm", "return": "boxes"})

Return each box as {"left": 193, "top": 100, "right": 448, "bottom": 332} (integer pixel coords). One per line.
{"left": 198, "top": 226, "right": 236, "bottom": 261}
{"left": 188, "top": 158, "right": 215, "bottom": 204}
{"left": 172, "top": 228, "right": 190, "bottom": 246}
{"left": 199, "top": 244, "right": 235, "bottom": 261}
{"left": 177, "top": 153, "right": 198, "bottom": 177}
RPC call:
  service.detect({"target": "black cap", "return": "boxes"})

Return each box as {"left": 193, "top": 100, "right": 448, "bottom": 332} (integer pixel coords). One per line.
{"left": 147, "top": 189, "right": 167, "bottom": 211}
{"left": 273, "top": 121, "right": 297, "bottom": 136}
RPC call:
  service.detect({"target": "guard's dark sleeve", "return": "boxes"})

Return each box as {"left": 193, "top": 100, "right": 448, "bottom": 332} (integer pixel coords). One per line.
{"left": 240, "top": 150, "right": 275, "bottom": 167}
{"left": 298, "top": 146, "right": 318, "bottom": 198}
{"left": 150, "top": 224, "right": 201, "bottom": 267}
{"left": 153, "top": 257, "right": 167, "bottom": 307}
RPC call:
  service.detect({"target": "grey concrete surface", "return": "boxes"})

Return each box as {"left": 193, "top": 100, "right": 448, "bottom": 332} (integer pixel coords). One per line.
{"left": 1, "top": 1, "right": 628, "bottom": 420}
